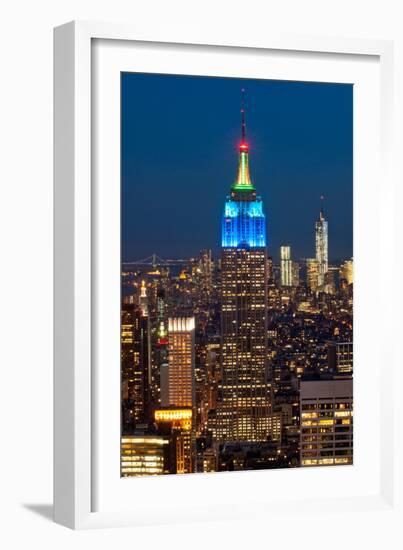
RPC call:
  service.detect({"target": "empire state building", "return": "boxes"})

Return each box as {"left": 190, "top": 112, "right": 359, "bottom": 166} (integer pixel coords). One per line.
{"left": 217, "top": 94, "right": 271, "bottom": 443}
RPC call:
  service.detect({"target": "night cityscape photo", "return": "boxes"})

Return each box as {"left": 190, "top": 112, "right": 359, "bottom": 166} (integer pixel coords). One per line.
{"left": 121, "top": 73, "right": 353, "bottom": 476}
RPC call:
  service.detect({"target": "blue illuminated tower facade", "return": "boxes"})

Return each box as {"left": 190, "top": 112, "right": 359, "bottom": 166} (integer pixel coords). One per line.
{"left": 217, "top": 96, "right": 271, "bottom": 443}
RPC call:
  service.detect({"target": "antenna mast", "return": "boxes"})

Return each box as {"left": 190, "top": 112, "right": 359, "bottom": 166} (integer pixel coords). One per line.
{"left": 241, "top": 88, "right": 246, "bottom": 143}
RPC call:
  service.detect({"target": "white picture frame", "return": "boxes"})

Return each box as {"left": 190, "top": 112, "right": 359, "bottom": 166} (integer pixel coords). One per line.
{"left": 54, "top": 20, "right": 398, "bottom": 530}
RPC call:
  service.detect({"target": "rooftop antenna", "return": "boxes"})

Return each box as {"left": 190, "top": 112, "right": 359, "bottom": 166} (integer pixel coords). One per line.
{"left": 241, "top": 88, "right": 246, "bottom": 143}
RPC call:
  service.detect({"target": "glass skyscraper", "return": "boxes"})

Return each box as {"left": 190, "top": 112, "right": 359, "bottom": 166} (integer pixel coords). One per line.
{"left": 315, "top": 197, "right": 329, "bottom": 289}
{"left": 217, "top": 99, "right": 271, "bottom": 443}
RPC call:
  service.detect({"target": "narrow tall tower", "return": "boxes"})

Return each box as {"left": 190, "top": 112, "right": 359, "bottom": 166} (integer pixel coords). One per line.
{"left": 133, "top": 280, "right": 152, "bottom": 422}
{"left": 280, "top": 245, "right": 293, "bottom": 287}
{"left": 217, "top": 92, "right": 270, "bottom": 443}
{"left": 139, "top": 279, "right": 148, "bottom": 316}
{"left": 315, "top": 196, "right": 328, "bottom": 289}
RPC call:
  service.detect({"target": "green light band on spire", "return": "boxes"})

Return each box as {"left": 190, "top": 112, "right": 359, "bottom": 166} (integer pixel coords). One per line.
{"left": 232, "top": 150, "right": 255, "bottom": 191}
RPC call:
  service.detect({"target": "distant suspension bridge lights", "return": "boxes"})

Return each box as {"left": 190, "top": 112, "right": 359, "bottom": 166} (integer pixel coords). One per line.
{"left": 122, "top": 253, "right": 190, "bottom": 268}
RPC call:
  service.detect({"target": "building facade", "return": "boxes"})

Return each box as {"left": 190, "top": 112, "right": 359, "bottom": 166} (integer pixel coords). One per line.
{"left": 168, "top": 317, "right": 195, "bottom": 409}
{"left": 154, "top": 407, "right": 193, "bottom": 474}
{"left": 327, "top": 341, "right": 353, "bottom": 375}
{"left": 217, "top": 101, "right": 271, "bottom": 443}
{"left": 199, "top": 249, "right": 213, "bottom": 295}
{"left": 280, "top": 245, "right": 293, "bottom": 287}
{"left": 340, "top": 258, "right": 354, "bottom": 285}
{"left": 291, "top": 260, "right": 300, "bottom": 287}
{"left": 134, "top": 282, "right": 152, "bottom": 424}
{"left": 300, "top": 378, "right": 353, "bottom": 467}
{"left": 121, "top": 301, "right": 136, "bottom": 432}
{"left": 121, "top": 434, "right": 173, "bottom": 476}
{"left": 306, "top": 258, "right": 319, "bottom": 293}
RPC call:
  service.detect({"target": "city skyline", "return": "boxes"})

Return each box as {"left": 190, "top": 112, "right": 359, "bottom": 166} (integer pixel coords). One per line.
{"left": 121, "top": 80, "right": 353, "bottom": 476}
{"left": 121, "top": 73, "right": 353, "bottom": 261}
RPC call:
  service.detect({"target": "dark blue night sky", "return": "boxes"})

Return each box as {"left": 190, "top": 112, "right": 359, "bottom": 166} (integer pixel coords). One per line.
{"left": 121, "top": 73, "right": 352, "bottom": 262}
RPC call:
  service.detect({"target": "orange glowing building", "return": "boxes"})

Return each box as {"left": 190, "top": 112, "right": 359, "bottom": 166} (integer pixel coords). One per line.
{"left": 154, "top": 407, "right": 193, "bottom": 474}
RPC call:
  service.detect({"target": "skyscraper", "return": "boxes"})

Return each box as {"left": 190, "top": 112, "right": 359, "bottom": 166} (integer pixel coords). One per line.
{"left": 306, "top": 258, "right": 319, "bottom": 293}
{"left": 315, "top": 196, "right": 328, "bottom": 289}
{"left": 340, "top": 258, "right": 354, "bottom": 285}
{"left": 121, "top": 301, "right": 136, "bottom": 432}
{"left": 154, "top": 408, "right": 193, "bottom": 474}
{"left": 291, "top": 260, "right": 300, "bottom": 287}
{"left": 217, "top": 93, "right": 270, "bottom": 443}
{"left": 165, "top": 318, "right": 195, "bottom": 473}
{"left": 280, "top": 245, "right": 293, "bottom": 287}
{"left": 132, "top": 305, "right": 151, "bottom": 424}
{"left": 168, "top": 317, "right": 195, "bottom": 409}
{"left": 153, "top": 288, "right": 168, "bottom": 407}
{"left": 199, "top": 249, "right": 213, "bottom": 295}
{"left": 139, "top": 279, "right": 149, "bottom": 315}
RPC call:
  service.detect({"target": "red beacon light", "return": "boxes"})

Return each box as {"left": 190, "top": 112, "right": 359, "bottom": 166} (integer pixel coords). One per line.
{"left": 240, "top": 142, "right": 249, "bottom": 152}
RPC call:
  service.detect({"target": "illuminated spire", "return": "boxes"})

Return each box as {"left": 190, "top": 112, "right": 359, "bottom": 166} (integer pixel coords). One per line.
{"left": 232, "top": 88, "right": 254, "bottom": 192}
{"left": 320, "top": 195, "right": 325, "bottom": 221}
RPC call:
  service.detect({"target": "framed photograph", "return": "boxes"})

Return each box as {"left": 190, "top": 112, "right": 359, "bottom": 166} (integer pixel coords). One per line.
{"left": 54, "top": 21, "right": 397, "bottom": 529}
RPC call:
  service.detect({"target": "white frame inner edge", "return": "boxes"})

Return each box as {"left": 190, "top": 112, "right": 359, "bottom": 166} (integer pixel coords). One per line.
{"left": 54, "top": 20, "right": 396, "bottom": 530}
